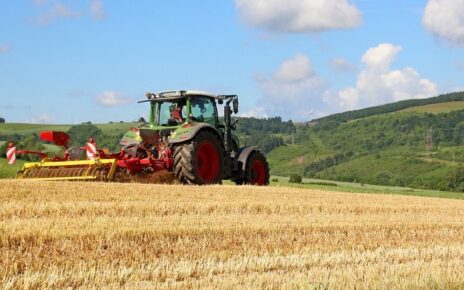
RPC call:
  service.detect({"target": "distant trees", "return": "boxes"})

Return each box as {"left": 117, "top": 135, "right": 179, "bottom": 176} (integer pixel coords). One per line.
{"left": 235, "top": 117, "right": 294, "bottom": 154}
{"left": 314, "top": 91, "right": 464, "bottom": 124}
{"left": 0, "top": 117, "right": 5, "bottom": 123}
{"left": 442, "top": 166, "right": 464, "bottom": 192}
{"left": 236, "top": 117, "right": 294, "bottom": 135}
{"left": 289, "top": 174, "right": 302, "bottom": 184}
{"left": 67, "top": 124, "right": 103, "bottom": 147}
{"left": 242, "top": 134, "right": 284, "bottom": 154}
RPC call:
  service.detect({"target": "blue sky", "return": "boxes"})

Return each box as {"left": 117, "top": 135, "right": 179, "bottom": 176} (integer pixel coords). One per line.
{"left": 0, "top": 0, "right": 463, "bottom": 123}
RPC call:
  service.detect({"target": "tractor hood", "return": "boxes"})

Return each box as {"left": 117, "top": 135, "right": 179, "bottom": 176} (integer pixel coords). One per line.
{"left": 125, "top": 123, "right": 221, "bottom": 146}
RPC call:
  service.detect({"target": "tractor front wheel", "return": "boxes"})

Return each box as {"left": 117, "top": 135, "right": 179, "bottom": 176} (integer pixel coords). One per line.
{"left": 234, "top": 150, "right": 270, "bottom": 186}
{"left": 173, "top": 130, "right": 224, "bottom": 185}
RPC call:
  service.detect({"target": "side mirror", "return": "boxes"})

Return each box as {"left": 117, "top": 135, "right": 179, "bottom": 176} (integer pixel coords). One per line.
{"left": 232, "top": 119, "right": 238, "bottom": 130}
{"left": 218, "top": 99, "right": 224, "bottom": 105}
{"left": 233, "top": 98, "right": 239, "bottom": 114}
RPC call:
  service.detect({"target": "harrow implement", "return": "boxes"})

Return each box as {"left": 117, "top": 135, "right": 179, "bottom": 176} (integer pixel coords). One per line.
{"left": 18, "top": 159, "right": 118, "bottom": 181}
{"left": 13, "top": 130, "right": 176, "bottom": 184}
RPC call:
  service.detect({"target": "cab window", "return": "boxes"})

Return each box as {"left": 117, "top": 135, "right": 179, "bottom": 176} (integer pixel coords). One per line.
{"left": 190, "top": 96, "right": 217, "bottom": 125}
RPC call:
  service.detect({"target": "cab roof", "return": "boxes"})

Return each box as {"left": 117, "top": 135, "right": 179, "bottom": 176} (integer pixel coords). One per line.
{"left": 146, "top": 90, "right": 217, "bottom": 101}
{"left": 140, "top": 90, "right": 237, "bottom": 104}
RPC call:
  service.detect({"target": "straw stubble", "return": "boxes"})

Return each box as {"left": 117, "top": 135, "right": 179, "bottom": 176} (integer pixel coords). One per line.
{"left": 1, "top": 180, "right": 463, "bottom": 289}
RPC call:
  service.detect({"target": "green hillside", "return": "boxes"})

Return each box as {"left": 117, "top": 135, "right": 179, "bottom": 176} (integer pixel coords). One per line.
{"left": 267, "top": 93, "right": 464, "bottom": 191}
{"left": 313, "top": 91, "right": 464, "bottom": 123}
{"left": 401, "top": 101, "right": 464, "bottom": 114}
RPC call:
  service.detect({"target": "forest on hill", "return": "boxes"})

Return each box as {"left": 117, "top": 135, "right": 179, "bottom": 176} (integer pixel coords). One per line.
{"left": 268, "top": 92, "right": 464, "bottom": 192}
{"left": 313, "top": 91, "right": 464, "bottom": 124}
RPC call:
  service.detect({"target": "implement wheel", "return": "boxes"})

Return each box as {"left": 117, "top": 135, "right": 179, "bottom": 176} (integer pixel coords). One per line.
{"left": 173, "top": 130, "right": 224, "bottom": 185}
{"left": 234, "top": 150, "right": 270, "bottom": 186}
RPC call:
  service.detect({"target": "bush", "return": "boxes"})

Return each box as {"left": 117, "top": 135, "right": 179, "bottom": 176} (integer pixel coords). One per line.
{"left": 68, "top": 124, "right": 103, "bottom": 147}
{"left": 289, "top": 174, "right": 302, "bottom": 184}
{"left": 271, "top": 178, "right": 279, "bottom": 182}
{"left": 0, "top": 117, "right": 5, "bottom": 123}
{"left": 306, "top": 181, "right": 337, "bottom": 187}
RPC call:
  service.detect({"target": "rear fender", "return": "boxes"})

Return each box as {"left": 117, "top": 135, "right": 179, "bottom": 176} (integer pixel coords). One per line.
{"left": 120, "top": 127, "right": 143, "bottom": 147}
{"left": 237, "top": 146, "right": 258, "bottom": 171}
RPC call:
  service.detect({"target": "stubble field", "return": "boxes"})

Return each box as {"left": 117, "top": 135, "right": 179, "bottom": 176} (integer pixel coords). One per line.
{"left": 1, "top": 180, "right": 464, "bottom": 289}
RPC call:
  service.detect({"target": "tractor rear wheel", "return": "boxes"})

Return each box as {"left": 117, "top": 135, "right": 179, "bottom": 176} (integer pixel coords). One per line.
{"left": 234, "top": 150, "right": 270, "bottom": 186}
{"left": 173, "top": 130, "right": 224, "bottom": 185}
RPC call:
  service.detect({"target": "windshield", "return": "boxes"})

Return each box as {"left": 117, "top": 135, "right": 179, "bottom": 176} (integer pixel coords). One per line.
{"left": 157, "top": 100, "right": 187, "bottom": 126}
{"left": 190, "top": 97, "right": 217, "bottom": 125}
{"left": 153, "top": 96, "right": 217, "bottom": 126}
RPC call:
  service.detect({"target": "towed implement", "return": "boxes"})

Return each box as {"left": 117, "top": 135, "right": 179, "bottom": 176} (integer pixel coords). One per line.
{"left": 16, "top": 90, "right": 270, "bottom": 185}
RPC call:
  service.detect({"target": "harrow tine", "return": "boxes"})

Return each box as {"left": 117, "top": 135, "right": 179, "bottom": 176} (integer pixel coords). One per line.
{"left": 17, "top": 159, "right": 117, "bottom": 182}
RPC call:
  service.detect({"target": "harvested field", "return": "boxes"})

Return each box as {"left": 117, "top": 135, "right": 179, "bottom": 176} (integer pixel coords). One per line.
{"left": 1, "top": 180, "right": 464, "bottom": 289}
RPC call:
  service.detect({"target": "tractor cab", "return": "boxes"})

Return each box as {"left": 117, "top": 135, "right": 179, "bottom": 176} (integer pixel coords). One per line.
{"left": 156, "top": 94, "right": 218, "bottom": 127}
{"left": 142, "top": 90, "right": 220, "bottom": 128}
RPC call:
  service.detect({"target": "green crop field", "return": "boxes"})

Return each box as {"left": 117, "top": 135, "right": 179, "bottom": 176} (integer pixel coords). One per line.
{"left": 401, "top": 101, "right": 464, "bottom": 114}
{"left": 0, "top": 158, "right": 24, "bottom": 179}
{"left": 269, "top": 176, "right": 464, "bottom": 200}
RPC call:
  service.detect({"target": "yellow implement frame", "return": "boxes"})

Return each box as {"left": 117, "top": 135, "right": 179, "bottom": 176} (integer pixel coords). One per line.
{"left": 18, "top": 159, "right": 117, "bottom": 181}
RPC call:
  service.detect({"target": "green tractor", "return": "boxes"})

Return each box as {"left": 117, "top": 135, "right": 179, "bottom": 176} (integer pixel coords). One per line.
{"left": 120, "top": 90, "right": 270, "bottom": 185}
{"left": 16, "top": 90, "right": 269, "bottom": 185}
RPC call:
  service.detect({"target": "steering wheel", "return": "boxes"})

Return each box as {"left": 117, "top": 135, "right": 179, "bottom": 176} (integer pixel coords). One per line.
{"left": 122, "top": 143, "right": 148, "bottom": 159}
{"left": 66, "top": 146, "right": 85, "bottom": 160}
{"left": 122, "top": 143, "right": 140, "bottom": 155}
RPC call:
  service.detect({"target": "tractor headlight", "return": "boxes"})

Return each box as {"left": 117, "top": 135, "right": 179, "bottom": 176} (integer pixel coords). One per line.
{"left": 145, "top": 92, "right": 158, "bottom": 100}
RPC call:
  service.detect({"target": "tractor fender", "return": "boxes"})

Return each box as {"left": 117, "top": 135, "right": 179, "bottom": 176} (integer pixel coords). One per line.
{"left": 237, "top": 146, "right": 259, "bottom": 171}
{"left": 169, "top": 123, "right": 223, "bottom": 144}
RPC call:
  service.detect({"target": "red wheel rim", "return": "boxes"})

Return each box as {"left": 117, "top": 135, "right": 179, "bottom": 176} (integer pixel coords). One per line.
{"left": 196, "top": 141, "right": 220, "bottom": 183}
{"left": 250, "top": 159, "right": 266, "bottom": 185}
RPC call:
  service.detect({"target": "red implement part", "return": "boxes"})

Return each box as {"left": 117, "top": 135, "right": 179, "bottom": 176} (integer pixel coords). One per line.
{"left": 116, "top": 158, "right": 169, "bottom": 174}
{"left": 40, "top": 131, "right": 70, "bottom": 148}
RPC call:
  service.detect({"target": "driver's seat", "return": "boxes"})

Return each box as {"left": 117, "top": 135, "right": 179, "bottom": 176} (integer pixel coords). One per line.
{"left": 170, "top": 107, "right": 184, "bottom": 124}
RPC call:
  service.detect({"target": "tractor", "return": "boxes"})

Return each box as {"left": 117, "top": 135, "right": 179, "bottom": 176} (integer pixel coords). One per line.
{"left": 16, "top": 90, "right": 270, "bottom": 185}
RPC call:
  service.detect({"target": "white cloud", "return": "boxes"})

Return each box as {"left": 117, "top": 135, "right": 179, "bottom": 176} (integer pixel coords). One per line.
{"left": 96, "top": 91, "right": 132, "bottom": 107}
{"left": 33, "top": 0, "right": 48, "bottom": 5}
{"left": 253, "top": 54, "right": 331, "bottom": 121}
{"left": 275, "top": 54, "right": 314, "bottom": 82}
{"left": 361, "top": 43, "right": 402, "bottom": 70}
{"left": 90, "top": 0, "right": 106, "bottom": 20}
{"left": 33, "top": 0, "right": 107, "bottom": 25}
{"left": 35, "top": 2, "right": 82, "bottom": 26}
{"left": 337, "top": 87, "right": 359, "bottom": 110}
{"left": 31, "top": 114, "right": 54, "bottom": 124}
{"left": 423, "top": 0, "right": 464, "bottom": 45}
{"left": 334, "top": 43, "right": 438, "bottom": 110}
{"left": 239, "top": 106, "right": 269, "bottom": 118}
{"left": 331, "top": 58, "right": 357, "bottom": 72}
{"left": 235, "top": 0, "right": 362, "bottom": 33}
{"left": 0, "top": 44, "right": 11, "bottom": 54}
{"left": 248, "top": 45, "right": 439, "bottom": 120}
